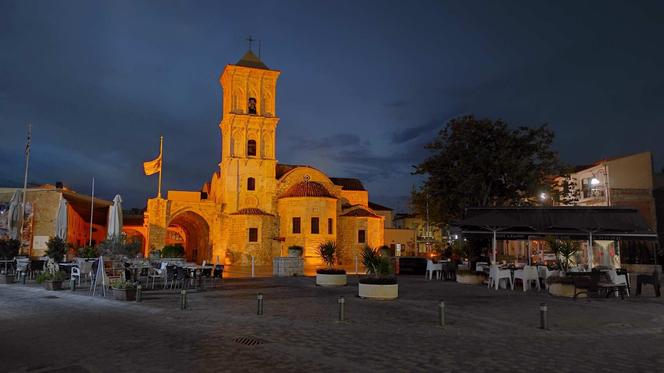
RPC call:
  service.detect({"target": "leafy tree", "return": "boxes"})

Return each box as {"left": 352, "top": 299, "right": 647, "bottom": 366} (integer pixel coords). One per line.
{"left": 551, "top": 174, "right": 580, "bottom": 206}
{"left": 98, "top": 236, "right": 141, "bottom": 259}
{"left": 161, "top": 244, "right": 184, "bottom": 258}
{"left": 46, "top": 237, "right": 67, "bottom": 262}
{"left": 412, "top": 116, "right": 563, "bottom": 222}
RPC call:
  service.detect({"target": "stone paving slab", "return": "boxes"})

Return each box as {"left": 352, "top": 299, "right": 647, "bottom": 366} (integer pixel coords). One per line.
{"left": 1, "top": 277, "right": 664, "bottom": 372}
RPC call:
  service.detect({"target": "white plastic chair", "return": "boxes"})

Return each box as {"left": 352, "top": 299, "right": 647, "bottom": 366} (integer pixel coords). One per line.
{"left": 149, "top": 262, "right": 168, "bottom": 289}
{"left": 425, "top": 260, "right": 442, "bottom": 280}
{"left": 514, "top": 265, "right": 540, "bottom": 291}
{"left": 71, "top": 266, "right": 82, "bottom": 286}
{"left": 15, "top": 258, "right": 30, "bottom": 280}
{"left": 488, "top": 265, "right": 513, "bottom": 290}
{"left": 606, "top": 269, "right": 629, "bottom": 296}
{"left": 538, "top": 266, "right": 553, "bottom": 290}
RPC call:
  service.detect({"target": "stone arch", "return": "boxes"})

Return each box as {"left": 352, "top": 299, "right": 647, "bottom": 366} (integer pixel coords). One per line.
{"left": 123, "top": 227, "right": 147, "bottom": 255}
{"left": 167, "top": 210, "right": 211, "bottom": 263}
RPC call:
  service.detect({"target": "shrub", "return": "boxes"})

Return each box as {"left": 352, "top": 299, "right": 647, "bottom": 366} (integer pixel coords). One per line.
{"left": 316, "top": 268, "right": 346, "bottom": 275}
{"left": 317, "top": 241, "right": 337, "bottom": 268}
{"left": 0, "top": 239, "right": 20, "bottom": 259}
{"left": 46, "top": 237, "right": 67, "bottom": 262}
{"left": 287, "top": 245, "right": 303, "bottom": 257}
{"left": 361, "top": 246, "right": 394, "bottom": 280}
{"left": 161, "top": 244, "right": 185, "bottom": 258}
{"left": 110, "top": 279, "right": 135, "bottom": 290}
{"left": 77, "top": 245, "right": 98, "bottom": 258}
{"left": 545, "top": 236, "right": 579, "bottom": 273}
{"left": 36, "top": 270, "right": 66, "bottom": 284}
{"left": 98, "top": 237, "right": 141, "bottom": 259}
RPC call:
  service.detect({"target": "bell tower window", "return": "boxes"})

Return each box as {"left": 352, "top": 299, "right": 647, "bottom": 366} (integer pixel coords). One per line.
{"left": 248, "top": 97, "right": 257, "bottom": 115}
{"left": 247, "top": 140, "right": 257, "bottom": 156}
{"left": 247, "top": 177, "right": 256, "bottom": 191}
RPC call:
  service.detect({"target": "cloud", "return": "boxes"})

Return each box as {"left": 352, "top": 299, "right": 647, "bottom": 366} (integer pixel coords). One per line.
{"left": 390, "top": 119, "right": 441, "bottom": 144}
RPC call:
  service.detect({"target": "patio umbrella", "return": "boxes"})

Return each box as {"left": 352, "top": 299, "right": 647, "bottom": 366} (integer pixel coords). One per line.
{"left": 55, "top": 196, "right": 68, "bottom": 240}
{"left": 106, "top": 194, "right": 123, "bottom": 239}
{"left": 7, "top": 189, "right": 22, "bottom": 240}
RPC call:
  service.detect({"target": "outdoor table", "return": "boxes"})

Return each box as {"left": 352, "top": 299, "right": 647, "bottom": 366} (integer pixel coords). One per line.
{"left": 0, "top": 259, "right": 14, "bottom": 275}
{"left": 128, "top": 263, "right": 150, "bottom": 284}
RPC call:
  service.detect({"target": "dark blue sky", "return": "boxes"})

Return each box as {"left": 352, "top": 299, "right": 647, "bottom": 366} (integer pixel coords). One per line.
{"left": 1, "top": 0, "right": 663, "bottom": 211}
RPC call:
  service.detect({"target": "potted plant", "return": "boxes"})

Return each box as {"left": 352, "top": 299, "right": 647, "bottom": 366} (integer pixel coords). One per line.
{"left": 110, "top": 279, "right": 136, "bottom": 301}
{"left": 545, "top": 236, "right": 579, "bottom": 274}
{"left": 46, "top": 236, "right": 67, "bottom": 263}
{"left": 287, "top": 245, "right": 303, "bottom": 258}
{"left": 77, "top": 245, "right": 98, "bottom": 259}
{"left": 358, "top": 246, "right": 398, "bottom": 300}
{"left": 160, "top": 244, "right": 185, "bottom": 259}
{"left": 0, "top": 239, "right": 20, "bottom": 284}
{"left": 546, "top": 275, "right": 580, "bottom": 298}
{"left": 315, "top": 241, "right": 347, "bottom": 286}
{"left": 36, "top": 258, "right": 66, "bottom": 290}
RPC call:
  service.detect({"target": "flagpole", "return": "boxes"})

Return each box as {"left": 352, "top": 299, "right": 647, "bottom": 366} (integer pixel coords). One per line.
{"left": 157, "top": 136, "right": 163, "bottom": 198}
{"left": 89, "top": 177, "right": 95, "bottom": 246}
{"left": 19, "top": 122, "right": 31, "bottom": 254}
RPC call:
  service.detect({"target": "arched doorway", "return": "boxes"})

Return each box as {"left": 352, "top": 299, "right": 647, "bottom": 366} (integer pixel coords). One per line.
{"left": 167, "top": 211, "right": 211, "bottom": 263}
{"left": 123, "top": 228, "right": 147, "bottom": 255}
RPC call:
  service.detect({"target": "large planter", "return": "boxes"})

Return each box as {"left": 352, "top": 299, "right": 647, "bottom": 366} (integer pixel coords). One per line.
{"left": 358, "top": 283, "right": 398, "bottom": 300}
{"left": 456, "top": 272, "right": 485, "bottom": 285}
{"left": 316, "top": 273, "right": 347, "bottom": 286}
{"left": 43, "top": 280, "right": 63, "bottom": 291}
{"left": 548, "top": 283, "right": 584, "bottom": 298}
{"left": 112, "top": 287, "right": 136, "bottom": 301}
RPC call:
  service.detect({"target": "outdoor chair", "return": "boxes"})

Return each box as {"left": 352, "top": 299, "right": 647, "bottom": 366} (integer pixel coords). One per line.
{"left": 199, "top": 267, "right": 213, "bottom": 287}
{"left": 71, "top": 266, "right": 82, "bottom": 286}
{"left": 606, "top": 269, "right": 629, "bottom": 297}
{"left": 488, "top": 265, "right": 513, "bottom": 290}
{"left": 425, "top": 260, "right": 442, "bottom": 280}
{"left": 149, "top": 262, "right": 168, "bottom": 289}
{"left": 30, "top": 260, "right": 44, "bottom": 279}
{"left": 573, "top": 271, "right": 602, "bottom": 300}
{"left": 636, "top": 271, "right": 661, "bottom": 297}
{"left": 173, "top": 266, "right": 189, "bottom": 290}
{"left": 15, "top": 258, "right": 30, "bottom": 281}
{"left": 514, "top": 265, "right": 540, "bottom": 291}
{"left": 164, "top": 265, "right": 176, "bottom": 289}
{"left": 441, "top": 261, "right": 456, "bottom": 280}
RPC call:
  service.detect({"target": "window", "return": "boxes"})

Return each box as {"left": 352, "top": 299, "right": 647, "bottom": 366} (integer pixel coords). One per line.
{"left": 292, "top": 217, "right": 301, "bottom": 234}
{"left": 358, "top": 229, "right": 366, "bottom": 244}
{"left": 248, "top": 228, "right": 258, "bottom": 242}
{"left": 311, "top": 217, "right": 319, "bottom": 234}
{"left": 248, "top": 97, "right": 257, "bottom": 114}
{"left": 247, "top": 177, "right": 255, "bottom": 191}
{"left": 328, "top": 218, "right": 333, "bottom": 234}
{"left": 247, "top": 140, "right": 256, "bottom": 156}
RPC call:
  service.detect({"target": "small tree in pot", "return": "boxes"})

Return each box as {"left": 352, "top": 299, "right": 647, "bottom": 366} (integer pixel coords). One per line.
{"left": 545, "top": 236, "right": 579, "bottom": 273}
{"left": 110, "top": 279, "right": 136, "bottom": 301}
{"left": 46, "top": 237, "right": 67, "bottom": 263}
{"left": 36, "top": 258, "right": 66, "bottom": 290}
{"left": 315, "top": 241, "right": 347, "bottom": 286}
{"left": 359, "top": 246, "right": 398, "bottom": 300}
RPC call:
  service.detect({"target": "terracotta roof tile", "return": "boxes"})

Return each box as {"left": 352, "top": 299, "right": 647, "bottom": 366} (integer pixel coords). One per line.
{"left": 280, "top": 181, "right": 335, "bottom": 199}
{"left": 341, "top": 207, "right": 381, "bottom": 218}
{"left": 230, "top": 208, "right": 273, "bottom": 216}
{"left": 330, "top": 177, "right": 365, "bottom": 191}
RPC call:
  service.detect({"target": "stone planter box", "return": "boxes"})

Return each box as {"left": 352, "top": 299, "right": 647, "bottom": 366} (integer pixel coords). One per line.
{"left": 358, "top": 283, "right": 398, "bottom": 300}
{"left": 548, "top": 283, "right": 584, "bottom": 298}
{"left": 315, "top": 273, "right": 347, "bottom": 286}
{"left": 112, "top": 288, "right": 136, "bottom": 301}
{"left": 0, "top": 274, "right": 15, "bottom": 284}
{"left": 43, "top": 280, "right": 62, "bottom": 291}
{"left": 456, "top": 273, "right": 485, "bottom": 285}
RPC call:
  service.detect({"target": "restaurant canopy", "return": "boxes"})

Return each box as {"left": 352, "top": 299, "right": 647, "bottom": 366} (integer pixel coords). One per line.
{"left": 453, "top": 206, "right": 657, "bottom": 240}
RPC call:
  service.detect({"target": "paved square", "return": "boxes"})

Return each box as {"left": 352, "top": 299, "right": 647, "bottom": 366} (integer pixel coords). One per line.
{"left": 2, "top": 276, "right": 664, "bottom": 372}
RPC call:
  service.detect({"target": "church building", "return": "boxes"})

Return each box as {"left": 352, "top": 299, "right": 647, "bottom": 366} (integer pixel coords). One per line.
{"left": 135, "top": 50, "right": 385, "bottom": 265}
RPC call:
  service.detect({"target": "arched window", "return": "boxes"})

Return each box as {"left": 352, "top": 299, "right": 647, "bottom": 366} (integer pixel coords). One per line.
{"left": 248, "top": 97, "right": 257, "bottom": 115}
{"left": 247, "top": 139, "right": 257, "bottom": 156}
{"left": 247, "top": 177, "right": 256, "bottom": 191}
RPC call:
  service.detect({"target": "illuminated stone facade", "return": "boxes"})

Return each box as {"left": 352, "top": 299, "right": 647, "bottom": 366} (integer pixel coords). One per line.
{"left": 140, "top": 51, "right": 384, "bottom": 265}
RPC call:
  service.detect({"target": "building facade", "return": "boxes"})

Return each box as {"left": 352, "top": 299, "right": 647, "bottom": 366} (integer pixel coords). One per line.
{"left": 137, "top": 51, "right": 384, "bottom": 265}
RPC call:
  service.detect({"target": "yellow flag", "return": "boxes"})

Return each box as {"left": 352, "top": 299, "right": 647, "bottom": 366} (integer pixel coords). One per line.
{"left": 143, "top": 155, "right": 161, "bottom": 176}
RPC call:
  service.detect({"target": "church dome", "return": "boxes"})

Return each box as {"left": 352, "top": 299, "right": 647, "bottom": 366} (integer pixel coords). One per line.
{"left": 280, "top": 181, "right": 335, "bottom": 199}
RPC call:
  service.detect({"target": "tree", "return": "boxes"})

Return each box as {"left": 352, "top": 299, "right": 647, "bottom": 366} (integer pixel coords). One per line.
{"left": 551, "top": 174, "right": 580, "bottom": 206}
{"left": 412, "top": 116, "right": 562, "bottom": 222}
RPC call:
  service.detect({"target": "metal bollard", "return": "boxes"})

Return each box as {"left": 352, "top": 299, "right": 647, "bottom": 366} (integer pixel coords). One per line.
{"left": 338, "top": 296, "right": 346, "bottom": 321}
{"left": 21, "top": 272, "right": 26, "bottom": 285}
{"left": 136, "top": 285, "right": 142, "bottom": 302}
{"left": 257, "top": 293, "right": 264, "bottom": 315}
{"left": 70, "top": 278, "right": 76, "bottom": 291}
{"left": 540, "top": 303, "right": 548, "bottom": 330}
{"left": 180, "top": 289, "right": 187, "bottom": 310}
{"left": 438, "top": 301, "right": 445, "bottom": 327}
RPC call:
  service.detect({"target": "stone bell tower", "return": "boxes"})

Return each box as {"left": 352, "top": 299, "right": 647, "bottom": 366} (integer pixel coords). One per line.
{"left": 218, "top": 50, "right": 281, "bottom": 213}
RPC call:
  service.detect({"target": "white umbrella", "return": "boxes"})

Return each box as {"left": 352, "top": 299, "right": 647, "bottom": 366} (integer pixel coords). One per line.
{"left": 56, "top": 196, "right": 68, "bottom": 240}
{"left": 7, "top": 189, "right": 22, "bottom": 240}
{"left": 106, "top": 194, "right": 123, "bottom": 239}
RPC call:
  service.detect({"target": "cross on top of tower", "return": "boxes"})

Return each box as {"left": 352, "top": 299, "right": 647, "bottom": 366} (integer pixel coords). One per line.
{"left": 246, "top": 35, "right": 255, "bottom": 51}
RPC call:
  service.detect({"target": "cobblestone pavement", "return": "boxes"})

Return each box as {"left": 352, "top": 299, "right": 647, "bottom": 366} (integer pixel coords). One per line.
{"left": 2, "top": 276, "right": 664, "bottom": 372}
